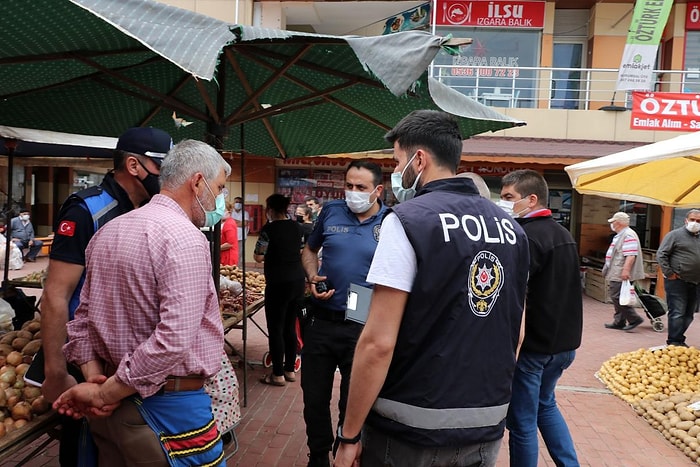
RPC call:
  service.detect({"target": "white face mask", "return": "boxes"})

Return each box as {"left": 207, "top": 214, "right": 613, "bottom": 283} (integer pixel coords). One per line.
{"left": 234, "top": 202, "right": 242, "bottom": 211}
{"left": 345, "top": 188, "right": 377, "bottom": 214}
{"left": 497, "top": 200, "right": 515, "bottom": 216}
{"left": 610, "top": 223, "right": 617, "bottom": 232}
{"left": 686, "top": 221, "right": 700, "bottom": 233}
{"left": 496, "top": 199, "right": 528, "bottom": 218}
{"left": 19, "top": 214, "right": 29, "bottom": 222}
{"left": 391, "top": 153, "right": 422, "bottom": 203}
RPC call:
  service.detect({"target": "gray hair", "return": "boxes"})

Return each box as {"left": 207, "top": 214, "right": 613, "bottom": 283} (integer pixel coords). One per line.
{"left": 159, "top": 140, "right": 231, "bottom": 190}
{"left": 687, "top": 209, "right": 700, "bottom": 219}
{"left": 456, "top": 172, "right": 491, "bottom": 198}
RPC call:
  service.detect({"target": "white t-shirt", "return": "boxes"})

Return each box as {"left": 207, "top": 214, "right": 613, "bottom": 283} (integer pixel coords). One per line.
{"left": 366, "top": 212, "right": 416, "bottom": 292}
{"left": 231, "top": 209, "right": 250, "bottom": 240}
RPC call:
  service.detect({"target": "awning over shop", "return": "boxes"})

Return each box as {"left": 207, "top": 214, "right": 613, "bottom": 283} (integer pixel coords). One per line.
{"left": 315, "top": 137, "right": 647, "bottom": 166}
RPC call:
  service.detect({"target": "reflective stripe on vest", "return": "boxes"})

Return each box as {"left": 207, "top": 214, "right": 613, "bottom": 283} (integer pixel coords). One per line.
{"left": 372, "top": 397, "right": 509, "bottom": 430}
{"left": 83, "top": 195, "right": 119, "bottom": 231}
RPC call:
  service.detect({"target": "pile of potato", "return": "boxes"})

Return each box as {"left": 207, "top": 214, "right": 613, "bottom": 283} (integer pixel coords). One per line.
{"left": 219, "top": 265, "right": 266, "bottom": 294}
{"left": 598, "top": 345, "right": 700, "bottom": 404}
{"left": 0, "top": 318, "right": 50, "bottom": 439}
{"left": 14, "top": 269, "right": 46, "bottom": 284}
{"left": 635, "top": 392, "right": 700, "bottom": 462}
{"left": 598, "top": 345, "right": 700, "bottom": 463}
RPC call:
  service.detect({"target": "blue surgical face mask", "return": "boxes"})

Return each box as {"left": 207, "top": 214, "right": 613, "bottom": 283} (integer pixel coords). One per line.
{"left": 197, "top": 179, "right": 227, "bottom": 227}
{"left": 391, "top": 153, "right": 422, "bottom": 203}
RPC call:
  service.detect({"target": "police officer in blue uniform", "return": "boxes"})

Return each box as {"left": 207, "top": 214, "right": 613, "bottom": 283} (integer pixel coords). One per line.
{"left": 41, "top": 127, "right": 172, "bottom": 466}
{"left": 301, "top": 160, "right": 386, "bottom": 467}
{"left": 335, "top": 110, "right": 530, "bottom": 467}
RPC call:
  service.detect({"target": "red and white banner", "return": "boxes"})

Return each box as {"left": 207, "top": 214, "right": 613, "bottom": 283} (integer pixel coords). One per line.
{"left": 687, "top": 2, "right": 700, "bottom": 30}
{"left": 435, "top": 0, "right": 545, "bottom": 28}
{"left": 630, "top": 91, "right": 700, "bottom": 131}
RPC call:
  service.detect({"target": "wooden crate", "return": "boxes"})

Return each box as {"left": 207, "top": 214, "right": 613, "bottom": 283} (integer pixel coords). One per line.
{"left": 585, "top": 268, "right": 611, "bottom": 303}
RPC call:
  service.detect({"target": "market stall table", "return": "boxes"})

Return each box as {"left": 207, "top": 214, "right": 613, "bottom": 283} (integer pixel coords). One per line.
{"left": 222, "top": 295, "right": 265, "bottom": 359}
{"left": 0, "top": 411, "right": 60, "bottom": 466}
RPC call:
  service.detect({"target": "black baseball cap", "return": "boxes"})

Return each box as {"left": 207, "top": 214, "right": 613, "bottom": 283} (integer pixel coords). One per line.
{"left": 115, "top": 127, "right": 173, "bottom": 166}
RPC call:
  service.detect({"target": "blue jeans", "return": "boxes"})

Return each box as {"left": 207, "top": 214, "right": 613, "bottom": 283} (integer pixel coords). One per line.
{"left": 13, "top": 238, "right": 43, "bottom": 260}
{"left": 665, "top": 278, "right": 700, "bottom": 345}
{"left": 361, "top": 424, "right": 501, "bottom": 467}
{"left": 506, "top": 350, "right": 579, "bottom": 467}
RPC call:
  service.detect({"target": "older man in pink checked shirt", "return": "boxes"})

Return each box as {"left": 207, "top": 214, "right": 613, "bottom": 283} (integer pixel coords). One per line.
{"left": 54, "top": 139, "right": 231, "bottom": 467}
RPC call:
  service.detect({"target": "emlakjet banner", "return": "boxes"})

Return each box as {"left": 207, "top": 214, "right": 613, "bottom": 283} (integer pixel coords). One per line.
{"left": 630, "top": 92, "right": 700, "bottom": 131}
{"left": 616, "top": 0, "right": 673, "bottom": 91}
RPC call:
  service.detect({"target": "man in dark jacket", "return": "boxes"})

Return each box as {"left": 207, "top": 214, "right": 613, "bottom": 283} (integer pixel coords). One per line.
{"left": 499, "top": 169, "right": 582, "bottom": 467}
{"left": 657, "top": 209, "right": 700, "bottom": 347}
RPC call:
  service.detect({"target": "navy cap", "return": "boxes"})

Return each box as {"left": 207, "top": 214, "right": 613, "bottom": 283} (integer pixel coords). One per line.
{"left": 115, "top": 127, "right": 173, "bottom": 166}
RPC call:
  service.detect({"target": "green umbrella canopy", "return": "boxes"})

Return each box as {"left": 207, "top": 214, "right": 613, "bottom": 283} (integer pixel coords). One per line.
{"left": 0, "top": 0, "right": 524, "bottom": 157}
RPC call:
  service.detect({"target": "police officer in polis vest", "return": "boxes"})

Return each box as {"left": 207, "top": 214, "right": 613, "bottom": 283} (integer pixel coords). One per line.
{"left": 334, "top": 110, "right": 530, "bottom": 467}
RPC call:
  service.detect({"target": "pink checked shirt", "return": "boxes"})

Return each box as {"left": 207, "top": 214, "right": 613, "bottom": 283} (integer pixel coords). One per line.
{"left": 64, "top": 194, "right": 223, "bottom": 398}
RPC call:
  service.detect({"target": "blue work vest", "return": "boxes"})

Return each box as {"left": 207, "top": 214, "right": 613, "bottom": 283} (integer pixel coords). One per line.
{"left": 67, "top": 187, "right": 120, "bottom": 319}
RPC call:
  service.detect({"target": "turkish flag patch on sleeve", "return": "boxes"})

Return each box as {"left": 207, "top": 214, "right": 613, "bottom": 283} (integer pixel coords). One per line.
{"left": 57, "top": 220, "right": 76, "bottom": 237}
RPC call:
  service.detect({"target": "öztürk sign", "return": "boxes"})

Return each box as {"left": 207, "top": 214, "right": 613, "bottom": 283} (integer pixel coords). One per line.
{"left": 630, "top": 92, "right": 700, "bottom": 131}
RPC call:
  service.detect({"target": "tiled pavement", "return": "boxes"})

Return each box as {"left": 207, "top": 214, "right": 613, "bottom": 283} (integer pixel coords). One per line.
{"left": 1, "top": 257, "right": 696, "bottom": 466}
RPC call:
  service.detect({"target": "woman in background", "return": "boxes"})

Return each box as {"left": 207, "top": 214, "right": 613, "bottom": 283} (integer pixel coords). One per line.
{"left": 220, "top": 201, "right": 239, "bottom": 266}
{"left": 254, "top": 194, "right": 305, "bottom": 385}
{"left": 295, "top": 204, "right": 315, "bottom": 244}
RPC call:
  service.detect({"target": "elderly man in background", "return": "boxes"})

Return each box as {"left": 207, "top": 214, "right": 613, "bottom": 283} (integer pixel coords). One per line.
{"left": 603, "top": 212, "right": 646, "bottom": 331}
{"left": 10, "top": 210, "right": 43, "bottom": 262}
{"left": 657, "top": 209, "right": 700, "bottom": 347}
{"left": 54, "top": 140, "right": 231, "bottom": 467}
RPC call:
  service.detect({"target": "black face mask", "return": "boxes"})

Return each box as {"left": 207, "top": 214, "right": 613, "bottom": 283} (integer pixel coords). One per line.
{"left": 137, "top": 159, "right": 160, "bottom": 199}
{"left": 296, "top": 215, "right": 304, "bottom": 223}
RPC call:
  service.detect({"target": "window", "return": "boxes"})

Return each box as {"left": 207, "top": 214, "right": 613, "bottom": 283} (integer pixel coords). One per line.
{"left": 433, "top": 27, "right": 540, "bottom": 108}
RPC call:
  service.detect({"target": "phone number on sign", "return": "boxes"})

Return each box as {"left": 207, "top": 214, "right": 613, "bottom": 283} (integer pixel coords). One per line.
{"left": 451, "top": 68, "right": 519, "bottom": 78}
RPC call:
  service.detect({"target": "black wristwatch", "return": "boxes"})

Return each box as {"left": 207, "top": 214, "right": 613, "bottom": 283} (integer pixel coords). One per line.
{"left": 336, "top": 425, "right": 361, "bottom": 444}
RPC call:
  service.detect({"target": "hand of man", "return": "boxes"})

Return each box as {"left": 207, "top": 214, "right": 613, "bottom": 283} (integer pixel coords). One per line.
{"left": 53, "top": 381, "right": 121, "bottom": 419}
{"left": 333, "top": 442, "right": 361, "bottom": 467}
{"left": 42, "top": 371, "right": 78, "bottom": 403}
{"left": 310, "top": 274, "right": 335, "bottom": 300}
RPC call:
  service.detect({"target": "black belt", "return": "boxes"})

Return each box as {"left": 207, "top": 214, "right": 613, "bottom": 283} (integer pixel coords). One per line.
{"left": 312, "top": 304, "right": 347, "bottom": 322}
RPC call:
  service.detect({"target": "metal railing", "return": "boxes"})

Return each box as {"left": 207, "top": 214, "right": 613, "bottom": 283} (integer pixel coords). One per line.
{"left": 431, "top": 65, "right": 699, "bottom": 110}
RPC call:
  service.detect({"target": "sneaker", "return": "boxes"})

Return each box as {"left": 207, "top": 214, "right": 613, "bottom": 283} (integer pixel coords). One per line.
{"left": 307, "top": 452, "right": 330, "bottom": 467}
{"left": 604, "top": 322, "right": 625, "bottom": 330}
{"left": 623, "top": 319, "right": 643, "bottom": 331}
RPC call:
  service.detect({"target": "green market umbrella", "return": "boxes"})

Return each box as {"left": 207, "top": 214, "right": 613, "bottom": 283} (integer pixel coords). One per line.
{"left": 0, "top": 0, "right": 525, "bottom": 403}
{"left": 0, "top": 0, "right": 524, "bottom": 157}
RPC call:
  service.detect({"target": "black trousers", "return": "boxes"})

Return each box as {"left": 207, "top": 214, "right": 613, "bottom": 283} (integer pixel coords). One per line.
{"left": 264, "top": 279, "right": 304, "bottom": 375}
{"left": 301, "top": 309, "right": 363, "bottom": 455}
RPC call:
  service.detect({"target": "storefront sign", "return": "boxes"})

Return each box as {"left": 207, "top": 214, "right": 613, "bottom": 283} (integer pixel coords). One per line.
{"left": 686, "top": 2, "right": 700, "bottom": 30}
{"left": 435, "top": 0, "right": 545, "bottom": 28}
{"left": 616, "top": 0, "right": 673, "bottom": 91}
{"left": 630, "top": 91, "right": 700, "bottom": 131}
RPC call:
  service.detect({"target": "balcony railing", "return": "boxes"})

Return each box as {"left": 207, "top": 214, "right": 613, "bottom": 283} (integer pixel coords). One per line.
{"left": 431, "top": 65, "right": 699, "bottom": 110}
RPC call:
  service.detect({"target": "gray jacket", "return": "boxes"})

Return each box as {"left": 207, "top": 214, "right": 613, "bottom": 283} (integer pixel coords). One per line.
{"left": 656, "top": 227, "right": 700, "bottom": 284}
{"left": 9, "top": 216, "right": 35, "bottom": 243}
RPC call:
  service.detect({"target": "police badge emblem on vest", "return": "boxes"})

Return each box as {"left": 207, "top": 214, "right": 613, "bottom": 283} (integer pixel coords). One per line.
{"left": 468, "top": 250, "right": 505, "bottom": 317}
